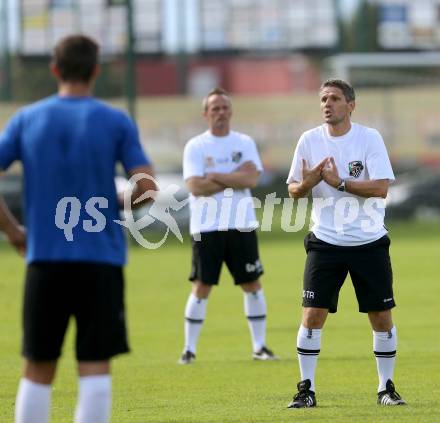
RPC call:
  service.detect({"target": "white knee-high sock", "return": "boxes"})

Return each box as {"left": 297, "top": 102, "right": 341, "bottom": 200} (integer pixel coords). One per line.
{"left": 15, "top": 378, "right": 51, "bottom": 423}
{"left": 373, "top": 326, "right": 397, "bottom": 392}
{"left": 244, "top": 289, "right": 267, "bottom": 352}
{"left": 297, "top": 325, "right": 321, "bottom": 392}
{"left": 184, "top": 293, "right": 208, "bottom": 354}
{"left": 74, "top": 375, "right": 111, "bottom": 423}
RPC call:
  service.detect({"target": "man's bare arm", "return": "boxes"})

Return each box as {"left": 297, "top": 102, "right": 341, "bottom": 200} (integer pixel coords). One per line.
{"left": 288, "top": 158, "right": 328, "bottom": 198}
{"left": 186, "top": 176, "right": 226, "bottom": 197}
{"left": 321, "top": 157, "right": 389, "bottom": 198}
{"left": 288, "top": 181, "right": 312, "bottom": 198}
{"left": 0, "top": 196, "right": 26, "bottom": 255}
{"left": 344, "top": 179, "right": 389, "bottom": 198}
{"left": 119, "top": 165, "right": 158, "bottom": 209}
{"left": 207, "top": 161, "right": 260, "bottom": 190}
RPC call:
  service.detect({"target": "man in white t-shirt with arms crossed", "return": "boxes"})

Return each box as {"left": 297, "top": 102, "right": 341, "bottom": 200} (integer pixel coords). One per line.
{"left": 286, "top": 79, "right": 406, "bottom": 408}
{"left": 179, "top": 87, "right": 277, "bottom": 364}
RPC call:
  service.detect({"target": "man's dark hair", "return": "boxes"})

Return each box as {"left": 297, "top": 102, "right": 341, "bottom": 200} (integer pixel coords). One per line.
{"left": 320, "top": 79, "right": 355, "bottom": 102}
{"left": 52, "top": 35, "right": 99, "bottom": 83}
{"left": 203, "top": 87, "right": 231, "bottom": 111}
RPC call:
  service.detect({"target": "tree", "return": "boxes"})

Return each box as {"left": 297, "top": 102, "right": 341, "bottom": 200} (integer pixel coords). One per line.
{"left": 340, "top": 0, "right": 379, "bottom": 52}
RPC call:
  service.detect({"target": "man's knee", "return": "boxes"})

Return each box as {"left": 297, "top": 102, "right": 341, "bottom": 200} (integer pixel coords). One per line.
{"left": 368, "top": 310, "right": 393, "bottom": 331}
{"left": 191, "top": 281, "right": 212, "bottom": 299}
{"left": 23, "top": 360, "right": 57, "bottom": 384}
{"left": 240, "top": 280, "right": 262, "bottom": 293}
{"left": 78, "top": 361, "right": 110, "bottom": 377}
{"left": 301, "top": 307, "right": 328, "bottom": 329}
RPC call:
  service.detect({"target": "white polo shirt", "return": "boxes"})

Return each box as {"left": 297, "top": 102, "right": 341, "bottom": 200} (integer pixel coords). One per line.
{"left": 183, "top": 130, "right": 263, "bottom": 235}
{"left": 287, "top": 122, "right": 395, "bottom": 246}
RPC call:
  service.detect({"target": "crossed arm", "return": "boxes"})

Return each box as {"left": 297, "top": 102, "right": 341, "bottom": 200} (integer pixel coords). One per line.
{"left": 186, "top": 161, "right": 260, "bottom": 197}
{"left": 288, "top": 157, "right": 389, "bottom": 199}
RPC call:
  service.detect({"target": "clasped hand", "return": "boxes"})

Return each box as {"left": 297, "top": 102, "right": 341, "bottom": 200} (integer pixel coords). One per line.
{"left": 302, "top": 157, "right": 341, "bottom": 189}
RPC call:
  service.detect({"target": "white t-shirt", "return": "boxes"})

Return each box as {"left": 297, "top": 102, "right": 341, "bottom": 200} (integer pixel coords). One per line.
{"left": 286, "top": 122, "right": 395, "bottom": 246}
{"left": 183, "top": 130, "right": 263, "bottom": 235}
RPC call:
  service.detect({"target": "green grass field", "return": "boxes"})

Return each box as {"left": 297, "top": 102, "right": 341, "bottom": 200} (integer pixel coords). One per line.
{"left": 1, "top": 221, "right": 439, "bottom": 422}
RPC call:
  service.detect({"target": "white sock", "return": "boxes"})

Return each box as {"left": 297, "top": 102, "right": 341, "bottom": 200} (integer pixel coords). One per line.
{"left": 15, "top": 378, "right": 51, "bottom": 423}
{"left": 74, "top": 375, "right": 111, "bottom": 423}
{"left": 184, "top": 293, "right": 208, "bottom": 354}
{"left": 244, "top": 289, "right": 267, "bottom": 352}
{"left": 297, "top": 325, "right": 321, "bottom": 392}
{"left": 373, "top": 326, "right": 397, "bottom": 392}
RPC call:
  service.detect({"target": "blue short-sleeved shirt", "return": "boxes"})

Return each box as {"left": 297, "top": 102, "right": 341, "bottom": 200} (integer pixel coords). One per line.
{"left": 0, "top": 95, "right": 151, "bottom": 266}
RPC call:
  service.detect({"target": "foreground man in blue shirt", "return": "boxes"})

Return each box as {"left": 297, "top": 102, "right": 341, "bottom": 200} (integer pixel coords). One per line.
{"left": 0, "top": 34, "right": 156, "bottom": 423}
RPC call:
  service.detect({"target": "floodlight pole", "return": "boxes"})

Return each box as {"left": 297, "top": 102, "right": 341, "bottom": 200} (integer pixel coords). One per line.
{"left": 334, "top": 0, "right": 344, "bottom": 53}
{"left": 126, "top": 0, "right": 136, "bottom": 120}
{"left": 0, "top": 0, "right": 12, "bottom": 101}
{"left": 176, "top": 0, "right": 187, "bottom": 95}
{"left": 357, "top": 0, "right": 368, "bottom": 52}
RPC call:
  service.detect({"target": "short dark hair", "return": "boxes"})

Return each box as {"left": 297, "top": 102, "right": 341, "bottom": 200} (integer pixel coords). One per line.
{"left": 52, "top": 35, "right": 99, "bottom": 83}
{"left": 203, "top": 87, "right": 231, "bottom": 111}
{"left": 320, "top": 79, "right": 355, "bottom": 102}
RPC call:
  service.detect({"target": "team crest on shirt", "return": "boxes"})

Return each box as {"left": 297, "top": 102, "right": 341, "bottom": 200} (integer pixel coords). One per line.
{"left": 231, "top": 151, "right": 242, "bottom": 163}
{"left": 204, "top": 156, "right": 215, "bottom": 168}
{"left": 348, "top": 161, "right": 364, "bottom": 178}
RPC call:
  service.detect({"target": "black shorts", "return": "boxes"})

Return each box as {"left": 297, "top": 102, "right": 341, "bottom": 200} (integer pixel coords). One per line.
{"left": 302, "top": 233, "right": 395, "bottom": 313}
{"left": 189, "top": 230, "right": 264, "bottom": 285}
{"left": 23, "top": 262, "right": 129, "bottom": 361}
